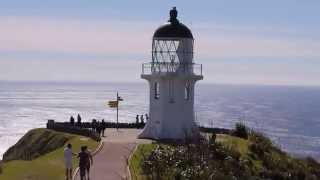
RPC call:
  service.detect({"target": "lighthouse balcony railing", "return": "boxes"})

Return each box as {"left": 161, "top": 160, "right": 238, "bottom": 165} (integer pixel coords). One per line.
{"left": 142, "top": 62, "right": 202, "bottom": 76}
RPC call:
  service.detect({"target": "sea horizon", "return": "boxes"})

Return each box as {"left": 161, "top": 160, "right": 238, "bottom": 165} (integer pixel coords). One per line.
{"left": 2, "top": 80, "right": 320, "bottom": 89}
{"left": 1, "top": 81, "right": 320, "bottom": 160}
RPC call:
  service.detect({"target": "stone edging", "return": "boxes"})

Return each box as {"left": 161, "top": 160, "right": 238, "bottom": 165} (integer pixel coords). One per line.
{"left": 72, "top": 140, "right": 104, "bottom": 180}
{"left": 127, "top": 143, "right": 139, "bottom": 180}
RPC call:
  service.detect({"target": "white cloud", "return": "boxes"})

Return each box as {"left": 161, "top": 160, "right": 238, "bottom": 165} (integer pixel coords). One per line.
{"left": 0, "top": 57, "right": 143, "bottom": 82}
{"left": 0, "top": 16, "right": 320, "bottom": 58}
{"left": 0, "top": 16, "right": 154, "bottom": 54}
{"left": 194, "top": 24, "right": 320, "bottom": 58}
{"left": 1, "top": 16, "right": 320, "bottom": 85}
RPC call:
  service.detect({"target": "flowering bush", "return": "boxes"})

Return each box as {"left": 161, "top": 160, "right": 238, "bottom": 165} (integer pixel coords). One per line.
{"left": 141, "top": 139, "right": 247, "bottom": 179}
{"left": 140, "top": 127, "right": 320, "bottom": 180}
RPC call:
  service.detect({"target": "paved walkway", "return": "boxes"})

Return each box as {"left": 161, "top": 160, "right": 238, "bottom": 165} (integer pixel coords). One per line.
{"left": 74, "top": 129, "right": 150, "bottom": 180}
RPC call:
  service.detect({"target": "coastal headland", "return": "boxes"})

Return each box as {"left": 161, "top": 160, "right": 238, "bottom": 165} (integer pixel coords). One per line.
{"left": 1, "top": 122, "right": 320, "bottom": 180}
{"left": 0, "top": 128, "right": 99, "bottom": 180}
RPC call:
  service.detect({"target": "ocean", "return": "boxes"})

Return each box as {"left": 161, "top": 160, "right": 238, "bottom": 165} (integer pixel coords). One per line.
{"left": 1, "top": 81, "right": 320, "bottom": 160}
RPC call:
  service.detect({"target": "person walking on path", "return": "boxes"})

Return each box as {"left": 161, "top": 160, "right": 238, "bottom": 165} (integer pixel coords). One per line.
{"left": 78, "top": 146, "right": 90, "bottom": 180}
{"left": 64, "top": 143, "right": 76, "bottom": 180}
{"left": 84, "top": 146, "right": 93, "bottom": 180}
{"left": 136, "top": 115, "right": 139, "bottom": 125}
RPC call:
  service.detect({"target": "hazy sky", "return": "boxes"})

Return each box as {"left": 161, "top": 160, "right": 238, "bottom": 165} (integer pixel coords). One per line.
{"left": 0, "top": 0, "right": 320, "bottom": 86}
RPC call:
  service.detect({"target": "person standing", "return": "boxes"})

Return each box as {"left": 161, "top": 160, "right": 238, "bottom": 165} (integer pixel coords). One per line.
{"left": 96, "top": 121, "right": 102, "bottom": 137}
{"left": 136, "top": 115, "right": 139, "bottom": 124}
{"left": 64, "top": 143, "right": 75, "bottom": 180}
{"left": 145, "top": 113, "right": 149, "bottom": 122}
{"left": 77, "top": 114, "right": 82, "bottom": 126}
{"left": 140, "top": 115, "right": 145, "bottom": 125}
{"left": 101, "top": 119, "right": 106, "bottom": 137}
{"left": 70, "top": 116, "right": 75, "bottom": 126}
{"left": 78, "top": 146, "right": 89, "bottom": 180}
{"left": 91, "top": 119, "right": 97, "bottom": 132}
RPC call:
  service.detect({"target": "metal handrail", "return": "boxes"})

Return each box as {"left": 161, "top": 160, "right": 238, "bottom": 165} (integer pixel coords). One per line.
{"left": 142, "top": 62, "right": 202, "bottom": 76}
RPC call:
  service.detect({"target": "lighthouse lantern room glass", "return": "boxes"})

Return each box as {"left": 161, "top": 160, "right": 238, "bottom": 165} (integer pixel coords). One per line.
{"left": 152, "top": 38, "right": 194, "bottom": 64}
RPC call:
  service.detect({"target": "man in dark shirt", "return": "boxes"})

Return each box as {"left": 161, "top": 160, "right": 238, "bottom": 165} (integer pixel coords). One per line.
{"left": 78, "top": 146, "right": 89, "bottom": 180}
{"left": 84, "top": 146, "right": 93, "bottom": 180}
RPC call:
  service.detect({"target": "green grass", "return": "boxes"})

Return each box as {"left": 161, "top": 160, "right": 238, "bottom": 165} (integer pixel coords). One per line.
{"left": 216, "top": 134, "right": 249, "bottom": 155}
{"left": 129, "top": 143, "right": 156, "bottom": 180}
{"left": 3, "top": 128, "right": 74, "bottom": 161}
{"left": 0, "top": 129, "right": 99, "bottom": 180}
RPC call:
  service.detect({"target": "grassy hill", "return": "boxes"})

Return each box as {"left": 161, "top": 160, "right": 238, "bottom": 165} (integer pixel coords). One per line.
{"left": 0, "top": 128, "right": 99, "bottom": 180}
{"left": 130, "top": 128, "right": 320, "bottom": 180}
{"left": 3, "top": 128, "right": 73, "bottom": 161}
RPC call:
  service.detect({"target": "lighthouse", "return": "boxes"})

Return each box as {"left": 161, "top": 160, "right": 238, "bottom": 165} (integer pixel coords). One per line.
{"left": 139, "top": 7, "right": 203, "bottom": 140}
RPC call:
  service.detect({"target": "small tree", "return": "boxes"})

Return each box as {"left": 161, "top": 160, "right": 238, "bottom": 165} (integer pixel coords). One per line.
{"left": 233, "top": 122, "right": 248, "bottom": 139}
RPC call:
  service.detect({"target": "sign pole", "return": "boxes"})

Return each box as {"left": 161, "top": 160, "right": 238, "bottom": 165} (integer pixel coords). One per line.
{"left": 108, "top": 92, "right": 123, "bottom": 131}
{"left": 116, "top": 92, "right": 119, "bottom": 131}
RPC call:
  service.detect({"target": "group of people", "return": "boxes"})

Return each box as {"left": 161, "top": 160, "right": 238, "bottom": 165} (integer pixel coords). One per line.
{"left": 69, "top": 114, "right": 107, "bottom": 137}
{"left": 69, "top": 114, "right": 82, "bottom": 125}
{"left": 64, "top": 143, "right": 93, "bottom": 180}
{"left": 63, "top": 113, "right": 150, "bottom": 179}
{"left": 136, "top": 113, "right": 148, "bottom": 124}
{"left": 91, "top": 119, "right": 107, "bottom": 137}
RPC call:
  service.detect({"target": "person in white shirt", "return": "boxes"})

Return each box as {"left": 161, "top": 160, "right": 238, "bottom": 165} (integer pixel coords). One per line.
{"left": 64, "top": 143, "right": 75, "bottom": 180}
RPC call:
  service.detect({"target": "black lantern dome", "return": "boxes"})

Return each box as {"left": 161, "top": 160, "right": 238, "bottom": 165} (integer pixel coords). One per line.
{"left": 153, "top": 7, "right": 193, "bottom": 39}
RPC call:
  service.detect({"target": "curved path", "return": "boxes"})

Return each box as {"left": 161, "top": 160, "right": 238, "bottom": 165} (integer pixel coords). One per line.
{"left": 74, "top": 129, "right": 150, "bottom": 180}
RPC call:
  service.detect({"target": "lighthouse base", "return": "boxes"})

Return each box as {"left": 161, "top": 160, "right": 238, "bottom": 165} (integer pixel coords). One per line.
{"left": 139, "top": 71, "right": 202, "bottom": 141}
{"left": 138, "top": 121, "right": 200, "bottom": 141}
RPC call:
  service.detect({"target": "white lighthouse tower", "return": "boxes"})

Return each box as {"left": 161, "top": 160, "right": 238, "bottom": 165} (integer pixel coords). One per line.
{"left": 139, "top": 7, "right": 203, "bottom": 140}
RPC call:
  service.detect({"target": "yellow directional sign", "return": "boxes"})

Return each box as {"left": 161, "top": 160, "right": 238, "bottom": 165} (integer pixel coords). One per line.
{"left": 108, "top": 92, "right": 123, "bottom": 130}
{"left": 108, "top": 101, "right": 118, "bottom": 108}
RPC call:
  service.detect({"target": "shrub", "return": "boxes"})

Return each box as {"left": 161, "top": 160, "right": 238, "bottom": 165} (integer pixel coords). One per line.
{"left": 138, "top": 127, "right": 320, "bottom": 180}
{"left": 248, "top": 131, "right": 273, "bottom": 158}
{"left": 209, "top": 133, "right": 216, "bottom": 145}
{"left": 140, "top": 135, "right": 252, "bottom": 179}
{"left": 305, "top": 156, "right": 320, "bottom": 167}
{"left": 233, "top": 122, "right": 248, "bottom": 139}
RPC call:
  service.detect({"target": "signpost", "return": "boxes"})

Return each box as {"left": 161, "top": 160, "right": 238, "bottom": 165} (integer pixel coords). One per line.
{"left": 108, "top": 92, "right": 123, "bottom": 130}
{"left": 108, "top": 101, "right": 118, "bottom": 108}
